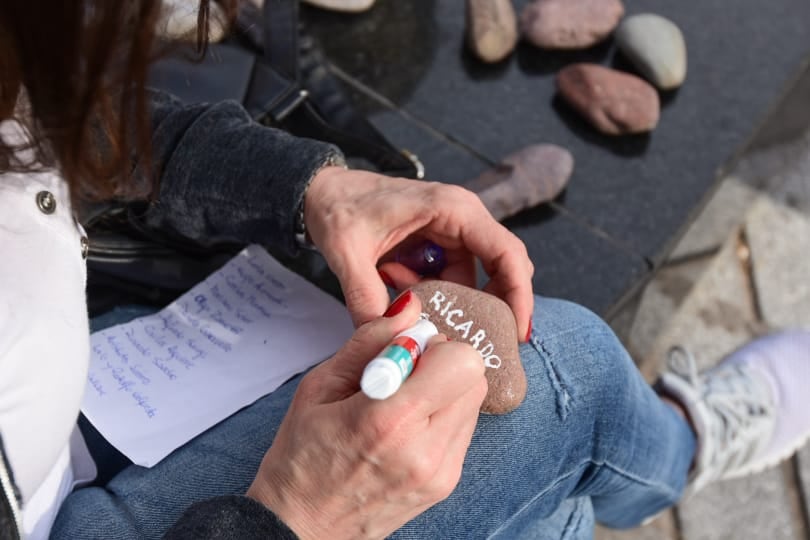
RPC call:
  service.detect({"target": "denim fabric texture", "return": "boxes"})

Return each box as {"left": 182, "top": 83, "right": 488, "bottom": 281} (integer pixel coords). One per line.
{"left": 52, "top": 297, "right": 695, "bottom": 539}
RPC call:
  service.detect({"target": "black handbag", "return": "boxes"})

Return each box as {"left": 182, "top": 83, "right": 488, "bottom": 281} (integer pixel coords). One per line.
{"left": 85, "top": 0, "right": 422, "bottom": 317}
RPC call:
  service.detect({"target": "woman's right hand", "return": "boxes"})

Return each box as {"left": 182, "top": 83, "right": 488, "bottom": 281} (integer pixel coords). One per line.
{"left": 246, "top": 293, "right": 488, "bottom": 540}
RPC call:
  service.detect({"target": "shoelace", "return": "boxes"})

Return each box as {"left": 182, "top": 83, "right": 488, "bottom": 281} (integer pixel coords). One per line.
{"left": 667, "top": 346, "right": 774, "bottom": 479}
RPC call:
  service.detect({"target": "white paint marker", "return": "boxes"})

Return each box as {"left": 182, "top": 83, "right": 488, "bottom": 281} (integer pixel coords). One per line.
{"left": 361, "top": 318, "right": 439, "bottom": 400}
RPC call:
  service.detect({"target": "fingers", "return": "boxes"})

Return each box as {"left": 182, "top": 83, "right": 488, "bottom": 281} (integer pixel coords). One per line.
{"left": 437, "top": 250, "right": 477, "bottom": 289}
{"left": 417, "top": 184, "right": 534, "bottom": 342}
{"left": 332, "top": 245, "right": 394, "bottom": 327}
{"left": 378, "top": 249, "right": 476, "bottom": 294}
{"left": 483, "top": 276, "right": 535, "bottom": 343}
{"left": 307, "top": 169, "right": 534, "bottom": 338}
{"left": 299, "top": 292, "right": 424, "bottom": 405}
{"left": 391, "top": 340, "right": 486, "bottom": 417}
{"left": 378, "top": 261, "right": 421, "bottom": 291}
{"left": 421, "top": 377, "right": 486, "bottom": 498}
{"left": 459, "top": 220, "right": 534, "bottom": 341}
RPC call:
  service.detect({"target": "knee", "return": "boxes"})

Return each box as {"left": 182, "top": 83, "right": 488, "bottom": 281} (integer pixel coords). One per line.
{"left": 530, "top": 296, "right": 609, "bottom": 341}
{"left": 526, "top": 296, "right": 639, "bottom": 409}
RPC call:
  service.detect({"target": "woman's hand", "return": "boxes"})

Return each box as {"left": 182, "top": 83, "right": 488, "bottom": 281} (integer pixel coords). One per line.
{"left": 247, "top": 294, "right": 488, "bottom": 540}
{"left": 303, "top": 166, "right": 534, "bottom": 339}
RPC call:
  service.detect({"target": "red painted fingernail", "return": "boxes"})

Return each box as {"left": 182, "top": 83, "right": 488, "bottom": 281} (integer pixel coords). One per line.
{"left": 378, "top": 269, "right": 395, "bottom": 288}
{"left": 384, "top": 290, "right": 412, "bottom": 317}
{"left": 524, "top": 320, "right": 533, "bottom": 342}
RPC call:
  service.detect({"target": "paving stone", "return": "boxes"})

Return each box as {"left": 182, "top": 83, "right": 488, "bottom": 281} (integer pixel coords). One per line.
{"left": 668, "top": 179, "right": 759, "bottom": 261}
{"left": 646, "top": 229, "right": 759, "bottom": 373}
{"left": 749, "top": 60, "right": 810, "bottom": 150}
{"left": 678, "top": 468, "right": 801, "bottom": 540}
{"left": 772, "top": 160, "right": 810, "bottom": 216}
{"left": 646, "top": 199, "right": 805, "bottom": 539}
{"left": 745, "top": 197, "right": 810, "bottom": 329}
{"left": 734, "top": 130, "right": 810, "bottom": 216}
{"left": 595, "top": 511, "right": 677, "bottom": 540}
{"left": 626, "top": 257, "right": 712, "bottom": 380}
{"left": 758, "top": 132, "right": 810, "bottom": 217}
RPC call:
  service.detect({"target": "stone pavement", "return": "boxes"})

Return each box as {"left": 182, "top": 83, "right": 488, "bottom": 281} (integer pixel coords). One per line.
{"left": 598, "top": 131, "right": 810, "bottom": 539}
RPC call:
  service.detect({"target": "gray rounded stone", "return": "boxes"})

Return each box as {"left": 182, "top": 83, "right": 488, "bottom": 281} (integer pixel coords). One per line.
{"left": 616, "top": 13, "right": 687, "bottom": 90}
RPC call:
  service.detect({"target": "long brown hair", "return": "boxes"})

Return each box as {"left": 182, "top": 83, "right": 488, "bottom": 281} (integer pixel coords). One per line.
{"left": 0, "top": 1, "right": 217, "bottom": 201}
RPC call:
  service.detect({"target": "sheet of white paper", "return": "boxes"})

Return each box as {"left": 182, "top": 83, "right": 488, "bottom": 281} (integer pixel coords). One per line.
{"left": 81, "top": 245, "right": 354, "bottom": 467}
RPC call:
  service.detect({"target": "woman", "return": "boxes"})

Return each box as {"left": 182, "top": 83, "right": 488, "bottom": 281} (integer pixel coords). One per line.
{"left": 2, "top": 2, "right": 808, "bottom": 539}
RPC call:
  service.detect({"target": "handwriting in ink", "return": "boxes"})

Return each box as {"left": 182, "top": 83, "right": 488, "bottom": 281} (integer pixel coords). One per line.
{"left": 209, "top": 284, "right": 233, "bottom": 312}
{"left": 88, "top": 373, "right": 106, "bottom": 397}
{"left": 194, "top": 294, "right": 210, "bottom": 315}
{"left": 253, "top": 282, "right": 288, "bottom": 308}
{"left": 247, "top": 294, "right": 272, "bottom": 320}
{"left": 92, "top": 344, "right": 109, "bottom": 364}
{"left": 131, "top": 392, "right": 157, "bottom": 419}
{"left": 167, "top": 345, "right": 195, "bottom": 370}
{"left": 186, "top": 339, "right": 206, "bottom": 360}
{"left": 235, "top": 266, "right": 256, "bottom": 287}
{"left": 158, "top": 312, "right": 184, "bottom": 340}
{"left": 124, "top": 327, "right": 151, "bottom": 358}
{"left": 209, "top": 310, "right": 243, "bottom": 336}
{"left": 143, "top": 325, "right": 167, "bottom": 348}
{"left": 128, "top": 364, "right": 151, "bottom": 385}
{"left": 152, "top": 357, "right": 178, "bottom": 381}
{"left": 245, "top": 256, "right": 287, "bottom": 290}
{"left": 198, "top": 325, "right": 232, "bottom": 353}
{"left": 103, "top": 361, "right": 137, "bottom": 393}
{"left": 224, "top": 274, "right": 247, "bottom": 301}
{"left": 245, "top": 257, "right": 265, "bottom": 277}
{"left": 105, "top": 334, "right": 130, "bottom": 364}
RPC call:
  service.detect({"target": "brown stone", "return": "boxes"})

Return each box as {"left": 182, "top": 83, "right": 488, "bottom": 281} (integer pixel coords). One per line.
{"left": 556, "top": 63, "right": 660, "bottom": 135}
{"left": 466, "top": 0, "right": 519, "bottom": 63}
{"left": 410, "top": 281, "right": 526, "bottom": 414}
{"left": 520, "top": 0, "right": 625, "bottom": 50}
{"left": 467, "top": 144, "right": 574, "bottom": 221}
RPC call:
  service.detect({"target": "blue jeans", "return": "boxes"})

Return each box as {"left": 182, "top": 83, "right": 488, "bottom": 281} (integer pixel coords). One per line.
{"left": 52, "top": 297, "right": 695, "bottom": 539}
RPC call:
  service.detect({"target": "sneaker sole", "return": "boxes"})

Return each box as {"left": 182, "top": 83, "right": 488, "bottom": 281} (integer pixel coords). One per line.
{"left": 724, "top": 429, "right": 810, "bottom": 481}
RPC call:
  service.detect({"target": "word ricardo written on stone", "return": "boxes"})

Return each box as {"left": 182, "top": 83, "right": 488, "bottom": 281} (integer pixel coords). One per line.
{"left": 410, "top": 281, "right": 526, "bottom": 414}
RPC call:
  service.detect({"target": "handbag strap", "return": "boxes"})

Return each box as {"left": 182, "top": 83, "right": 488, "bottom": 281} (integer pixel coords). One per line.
{"left": 263, "top": 0, "right": 300, "bottom": 82}
{"left": 256, "top": 0, "right": 424, "bottom": 178}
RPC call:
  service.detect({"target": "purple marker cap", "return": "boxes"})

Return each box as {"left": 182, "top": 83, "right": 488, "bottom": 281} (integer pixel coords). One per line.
{"left": 395, "top": 239, "right": 447, "bottom": 277}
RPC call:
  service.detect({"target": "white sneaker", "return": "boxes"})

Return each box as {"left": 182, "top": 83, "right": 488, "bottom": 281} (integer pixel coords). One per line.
{"left": 656, "top": 330, "right": 810, "bottom": 494}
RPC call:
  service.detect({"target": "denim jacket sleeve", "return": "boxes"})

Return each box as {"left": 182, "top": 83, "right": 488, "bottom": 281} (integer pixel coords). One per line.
{"left": 139, "top": 90, "right": 344, "bottom": 257}
{"left": 162, "top": 496, "right": 298, "bottom": 540}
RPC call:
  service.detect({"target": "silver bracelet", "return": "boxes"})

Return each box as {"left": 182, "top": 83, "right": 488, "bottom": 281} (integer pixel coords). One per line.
{"left": 294, "top": 154, "right": 347, "bottom": 250}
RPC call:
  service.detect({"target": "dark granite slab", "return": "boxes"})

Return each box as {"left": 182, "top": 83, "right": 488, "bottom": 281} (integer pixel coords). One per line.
{"left": 338, "top": 89, "right": 649, "bottom": 315}
{"left": 304, "top": 0, "right": 810, "bottom": 265}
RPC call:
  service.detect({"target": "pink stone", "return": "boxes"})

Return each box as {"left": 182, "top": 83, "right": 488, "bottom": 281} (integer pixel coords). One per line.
{"left": 467, "top": 144, "right": 574, "bottom": 221}
{"left": 410, "top": 281, "right": 526, "bottom": 414}
{"left": 520, "top": 0, "right": 625, "bottom": 50}
{"left": 557, "top": 63, "right": 660, "bottom": 135}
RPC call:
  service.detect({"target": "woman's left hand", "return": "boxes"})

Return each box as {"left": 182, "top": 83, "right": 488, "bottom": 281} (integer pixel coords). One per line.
{"left": 303, "top": 166, "right": 534, "bottom": 340}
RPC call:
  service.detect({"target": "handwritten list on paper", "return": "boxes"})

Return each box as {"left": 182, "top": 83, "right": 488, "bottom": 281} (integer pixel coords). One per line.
{"left": 81, "top": 245, "right": 354, "bottom": 467}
